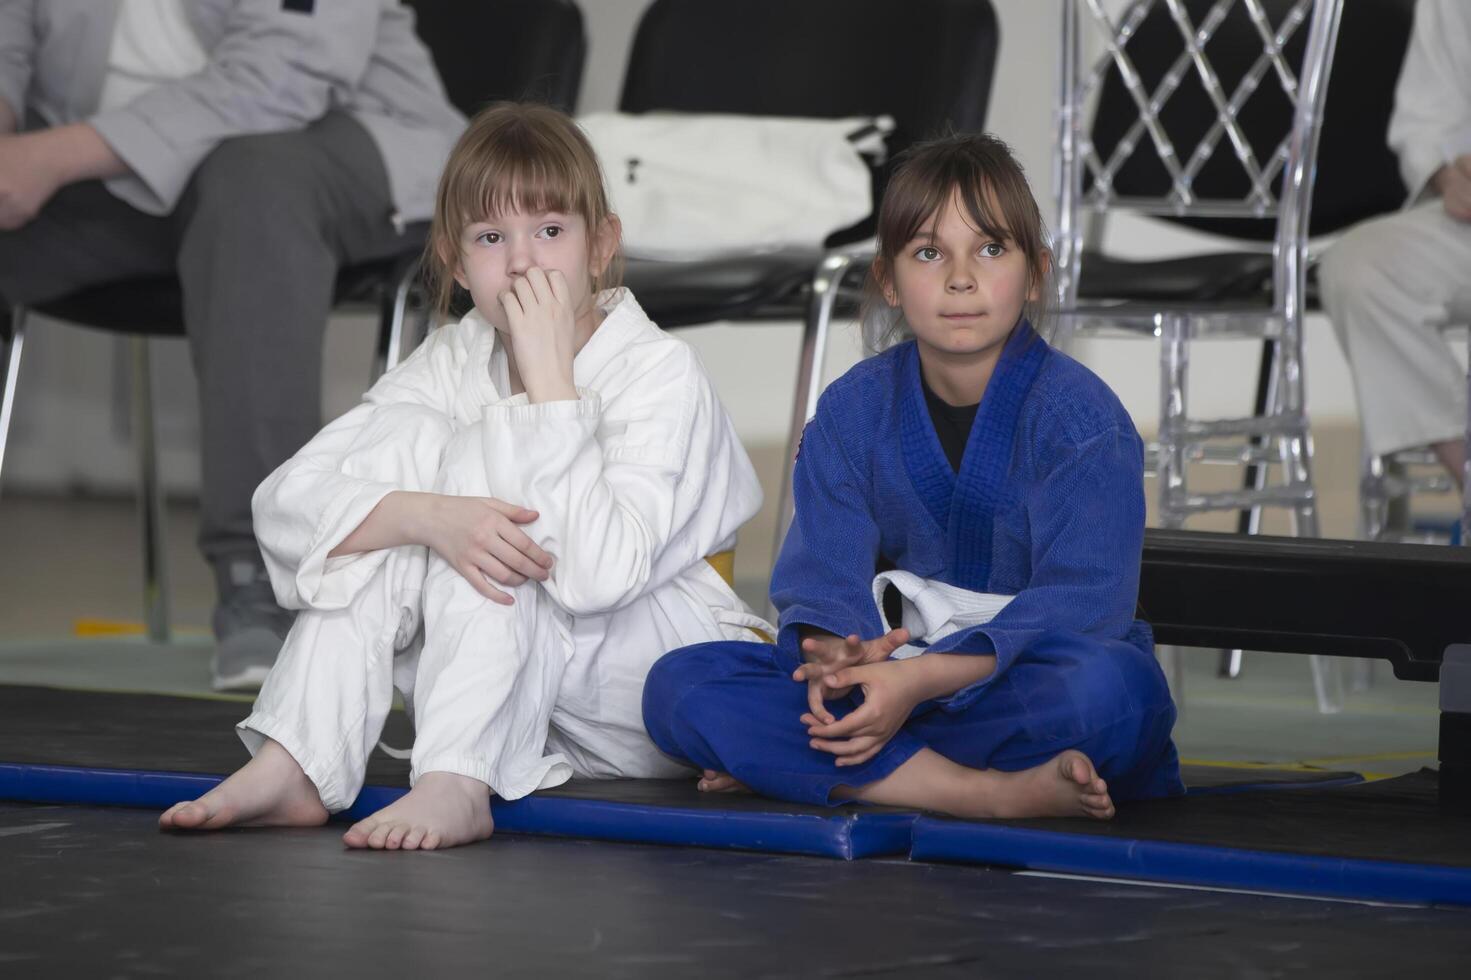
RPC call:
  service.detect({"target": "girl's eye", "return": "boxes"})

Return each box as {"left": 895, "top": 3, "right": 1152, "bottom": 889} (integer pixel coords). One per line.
{"left": 538, "top": 225, "right": 563, "bottom": 240}
{"left": 475, "top": 231, "right": 502, "bottom": 246}
{"left": 915, "top": 246, "right": 941, "bottom": 262}
{"left": 981, "top": 242, "right": 1005, "bottom": 257}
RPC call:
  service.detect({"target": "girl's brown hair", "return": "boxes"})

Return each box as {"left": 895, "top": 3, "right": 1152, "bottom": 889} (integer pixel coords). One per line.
{"left": 424, "top": 101, "right": 623, "bottom": 316}
{"left": 863, "top": 132, "right": 1052, "bottom": 353}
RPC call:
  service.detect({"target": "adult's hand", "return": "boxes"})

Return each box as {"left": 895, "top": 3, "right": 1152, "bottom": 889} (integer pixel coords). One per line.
{"left": 1432, "top": 155, "right": 1471, "bottom": 221}
{"left": 0, "top": 134, "right": 61, "bottom": 230}
{"left": 0, "top": 124, "right": 129, "bottom": 231}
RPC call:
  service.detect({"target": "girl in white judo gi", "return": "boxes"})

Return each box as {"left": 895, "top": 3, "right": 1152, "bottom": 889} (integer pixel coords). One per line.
{"left": 159, "top": 102, "right": 770, "bottom": 850}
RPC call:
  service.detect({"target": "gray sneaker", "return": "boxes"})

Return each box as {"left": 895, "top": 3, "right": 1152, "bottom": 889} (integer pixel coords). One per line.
{"left": 211, "top": 559, "right": 295, "bottom": 692}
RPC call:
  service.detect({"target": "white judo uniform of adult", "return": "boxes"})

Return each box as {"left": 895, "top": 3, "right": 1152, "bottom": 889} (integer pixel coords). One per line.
{"left": 244, "top": 290, "right": 770, "bottom": 812}
{"left": 1320, "top": 0, "right": 1471, "bottom": 460}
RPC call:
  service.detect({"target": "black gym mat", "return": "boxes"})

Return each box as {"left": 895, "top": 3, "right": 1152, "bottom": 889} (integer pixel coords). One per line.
{"left": 6, "top": 801, "right": 1471, "bottom": 978}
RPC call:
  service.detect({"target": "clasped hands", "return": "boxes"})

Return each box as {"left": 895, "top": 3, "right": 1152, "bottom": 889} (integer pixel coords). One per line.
{"left": 793, "top": 627, "right": 925, "bottom": 768}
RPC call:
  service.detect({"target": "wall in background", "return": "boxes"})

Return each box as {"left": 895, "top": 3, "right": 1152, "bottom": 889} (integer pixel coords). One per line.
{"left": 4, "top": 0, "right": 1439, "bottom": 497}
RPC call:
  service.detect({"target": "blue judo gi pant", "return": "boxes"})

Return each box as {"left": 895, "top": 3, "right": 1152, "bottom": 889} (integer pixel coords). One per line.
{"left": 642, "top": 633, "right": 1185, "bottom": 807}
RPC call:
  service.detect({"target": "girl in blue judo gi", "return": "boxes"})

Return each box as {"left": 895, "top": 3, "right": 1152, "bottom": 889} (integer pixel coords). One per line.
{"left": 642, "top": 133, "right": 1184, "bottom": 820}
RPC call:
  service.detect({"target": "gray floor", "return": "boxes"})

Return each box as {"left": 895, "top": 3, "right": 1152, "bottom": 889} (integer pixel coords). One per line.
{"left": 0, "top": 493, "right": 1443, "bottom": 778}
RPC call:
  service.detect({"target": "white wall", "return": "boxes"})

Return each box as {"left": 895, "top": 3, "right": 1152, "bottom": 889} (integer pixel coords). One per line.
{"left": 3, "top": 0, "right": 1406, "bottom": 496}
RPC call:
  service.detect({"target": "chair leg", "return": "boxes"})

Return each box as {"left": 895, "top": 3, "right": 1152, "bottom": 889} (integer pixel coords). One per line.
{"left": 771, "top": 253, "right": 855, "bottom": 602}
{"left": 130, "top": 337, "right": 171, "bottom": 644}
{"left": 377, "top": 258, "right": 421, "bottom": 378}
{"left": 1272, "top": 327, "right": 1339, "bottom": 711}
{"left": 1236, "top": 340, "right": 1276, "bottom": 536}
{"left": 1155, "top": 313, "right": 1191, "bottom": 709}
{"left": 1157, "top": 314, "right": 1188, "bottom": 530}
{"left": 1277, "top": 335, "right": 1320, "bottom": 539}
{"left": 1219, "top": 341, "right": 1278, "bottom": 679}
{"left": 0, "top": 307, "right": 27, "bottom": 486}
{"left": 1359, "top": 453, "right": 1390, "bottom": 541}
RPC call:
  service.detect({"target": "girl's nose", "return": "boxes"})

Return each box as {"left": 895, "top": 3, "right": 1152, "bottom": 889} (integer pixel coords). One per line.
{"left": 946, "top": 273, "right": 977, "bottom": 293}
{"left": 506, "top": 241, "right": 533, "bottom": 275}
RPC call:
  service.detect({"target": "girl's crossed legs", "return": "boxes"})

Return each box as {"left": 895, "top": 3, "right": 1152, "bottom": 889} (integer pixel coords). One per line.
{"left": 642, "top": 636, "right": 1183, "bottom": 820}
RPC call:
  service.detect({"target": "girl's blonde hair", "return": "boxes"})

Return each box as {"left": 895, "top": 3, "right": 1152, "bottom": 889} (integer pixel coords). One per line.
{"left": 424, "top": 101, "right": 623, "bottom": 316}
{"left": 862, "top": 132, "right": 1052, "bottom": 354}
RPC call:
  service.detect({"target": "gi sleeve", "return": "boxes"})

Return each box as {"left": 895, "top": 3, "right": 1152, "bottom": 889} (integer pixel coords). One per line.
{"left": 930, "top": 423, "right": 1146, "bottom": 711}
{"left": 0, "top": 0, "right": 35, "bottom": 130}
{"left": 479, "top": 345, "right": 734, "bottom": 617}
{"left": 252, "top": 324, "right": 463, "bottom": 610}
{"left": 768, "top": 398, "right": 886, "bottom": 671}
{"left": 89, "top": 0, "right": 382, "bottom": 214}
{"left": 1388, "top": 0, "right": 1471, "bottom": 204}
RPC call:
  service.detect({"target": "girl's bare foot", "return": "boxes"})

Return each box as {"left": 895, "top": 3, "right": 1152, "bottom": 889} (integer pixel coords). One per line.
{"left": 159, "top": 738, "right": 328, "bottom": 831}
{"left": 837, "top": 747, "right": 1115, "bottom": 820}
{"left": 696, "top": 769, "right": 748, "bottom": 793}
{"left": 973, "top": 750, "right": 1115, "bottom": 820}
{"left": 341, "top": 771, "right": 494, "bottom": 851}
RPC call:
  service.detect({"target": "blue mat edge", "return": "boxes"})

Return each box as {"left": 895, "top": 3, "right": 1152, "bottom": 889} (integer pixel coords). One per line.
{"left": 9, "top": 761, "right": 1455, "bottom": 903}
{"left": 0, "top": 763, "right": 914, "bottom": 860}
{"left": 908, "top": 815, "right": 1471, "bottom": 907}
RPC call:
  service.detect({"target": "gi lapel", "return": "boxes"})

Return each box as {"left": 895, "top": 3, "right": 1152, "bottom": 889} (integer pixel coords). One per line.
{"left": 949, "top": 322, "right": 1048, "bottom": 587}
{"left": 899, "top": 341, "right": 957, "bottom": 536}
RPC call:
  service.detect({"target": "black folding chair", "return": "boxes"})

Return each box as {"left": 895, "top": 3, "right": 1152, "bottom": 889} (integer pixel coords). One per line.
{"left": 614, "top": 0, "right": 1001, "bottom": 562}
{"left": 0, "top": 0, "right": 586, "bottom": 641}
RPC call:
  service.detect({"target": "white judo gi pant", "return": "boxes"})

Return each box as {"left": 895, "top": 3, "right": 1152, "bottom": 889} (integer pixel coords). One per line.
{"left": 1319, "top": 199, "right": 1471, "bottom": 458}
{"left": 239, "top": 405, "right": 689, "bottom": 812}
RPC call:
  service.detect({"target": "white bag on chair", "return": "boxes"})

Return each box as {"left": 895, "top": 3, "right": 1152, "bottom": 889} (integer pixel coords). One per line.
{"left": 578, "top": 111, "right": 892, "bottom": 260}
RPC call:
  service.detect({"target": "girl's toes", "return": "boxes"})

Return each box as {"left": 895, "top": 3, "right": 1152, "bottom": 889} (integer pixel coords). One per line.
{"left": 402, "top": 826, "right": 428, "bottom": 850}
{"left": 423, "top": 830, "right": 443, "bottom": 851}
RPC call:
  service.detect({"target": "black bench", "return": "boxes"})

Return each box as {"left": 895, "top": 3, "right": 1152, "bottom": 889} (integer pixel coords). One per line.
{"left": 1139, "top": 529, "right": 1471, "bottom": 809}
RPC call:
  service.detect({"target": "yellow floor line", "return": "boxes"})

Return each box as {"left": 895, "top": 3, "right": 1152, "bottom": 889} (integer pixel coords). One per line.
{"left": 1180, "top": 757, "right": 1408, "bottom": 782}
{"left": 1299, "top": 750, "right": 1438, "bottom": 765}
{"left": 73, "top": 619, "right": 210, "bottom": 639}
{"left": 1180, "top": 758, "right": 1328, "bottom": 772}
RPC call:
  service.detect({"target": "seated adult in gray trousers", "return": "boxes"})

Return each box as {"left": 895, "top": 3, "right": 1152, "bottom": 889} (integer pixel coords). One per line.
{"left": 0, "top": 0, "right": 465, "bottom": 689}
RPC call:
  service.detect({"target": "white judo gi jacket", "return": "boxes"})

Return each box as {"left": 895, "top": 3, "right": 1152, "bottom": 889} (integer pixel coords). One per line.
{"left": 244, "top": 290, "right": 770, "bottom": 809}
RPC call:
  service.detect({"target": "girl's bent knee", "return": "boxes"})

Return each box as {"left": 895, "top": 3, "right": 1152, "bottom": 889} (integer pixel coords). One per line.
{"left": 641, "top": 641, "right": 774, "bottom": 750}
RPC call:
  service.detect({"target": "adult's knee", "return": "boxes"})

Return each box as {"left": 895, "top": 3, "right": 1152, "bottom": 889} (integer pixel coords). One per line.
{"left": 179, "top": 133, "right": 320, "bottom": 234}
{"left": 1320, "top": 212, "right": 1427, "bottom": 316}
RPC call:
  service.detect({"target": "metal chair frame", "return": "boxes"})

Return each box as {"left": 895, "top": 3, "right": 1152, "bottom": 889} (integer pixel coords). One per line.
{"left": 1052, "top": 0, "right": 1347, "bottom": 711}
{"left": 0, "top": 264, "right": 433, "bottom": 643}
{"left": 1360, "top": 319, "right": 1471, "bottom": 547}
{"left": 1052, "top": 0, "right": 1343, "bottom": 534}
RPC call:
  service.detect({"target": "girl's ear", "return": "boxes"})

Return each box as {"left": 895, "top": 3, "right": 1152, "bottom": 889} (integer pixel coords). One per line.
{"left": 873, "top": 256, "right": 900, "bottom": 306}
{"left": 592, "top": 213, "right": 622, "bottom": 281}
{"left": 1028, "top": 247, "right": 1053, "bottom": 302}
